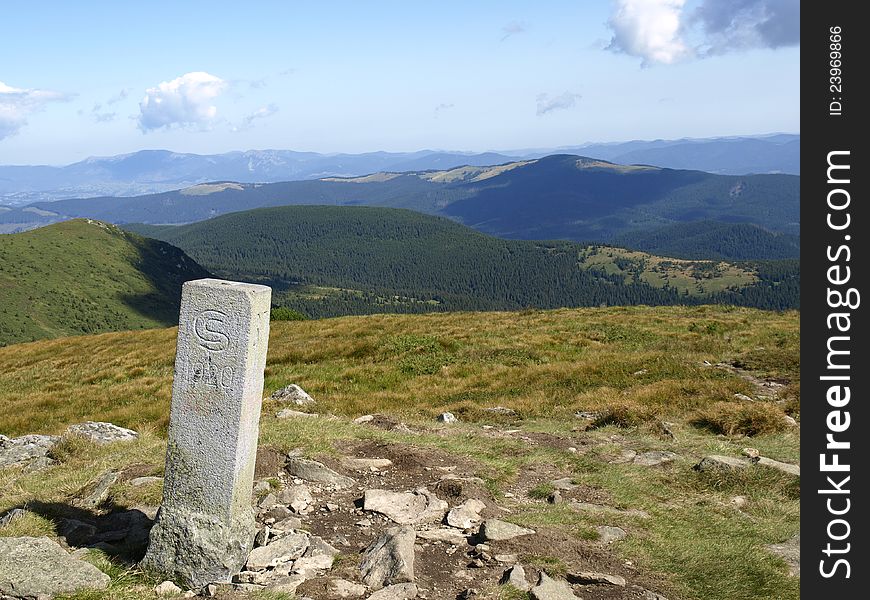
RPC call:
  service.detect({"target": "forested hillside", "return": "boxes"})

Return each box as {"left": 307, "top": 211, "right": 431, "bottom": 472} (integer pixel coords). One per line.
{"left": 126, "top": 206, "right": 799, "bottom": 317}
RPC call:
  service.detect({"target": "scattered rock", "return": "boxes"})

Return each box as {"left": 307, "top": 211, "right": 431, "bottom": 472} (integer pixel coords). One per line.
{"left": 550, "top": 477, "right": 579, "bottom": 491}
{"left": 694, "top": 455, "right": 749, "bottom": 472}
{"left": 733, "top": 393, "right": 754, "bottom": 402}
{"left": 0, "top": 536, "right": 110, "bottom": 598}
{"left": 574, "top": 411, "right": 598, "bottom": 420}
{"left": 354, "top": 415, "right": 375, "bottom": 424}
{"left": 364, "top": 488, "right": 448, "bottom": 525}
{"left": 129, "top": 475, "right": 163, "bottom": 487}
{"left": 435, "top": 412, "right": 458, "bottom": 424}
{"left": 765, "top": 532, "right": 800, "bottom": 576}
{"left": 609, "top": 449, "right": 637, "bottom": 464}
{"left": 272, "top": 516, "right": 303, "bottom": 531}
{"left": 293, "top": 536, "right": 340, "bottom": 575}
{"left": 730, "top": 496, "right": 748, "bottom": 509}
{"left": 494, "top": 554, "right": 518, "bottom": 564}
{"left": 416, "top": 528, "right": 468, "bottom": 545}
{"left": 278, "top": 484, "right": 314, "bottom": 513}
{"left": 0, "top": 434, "right": 59, "bottom": 468}
{"left": 547, "top": 491, "right": 562, "bottom": 505}
{"left": 530, "top": 572, "right": 579, "bottom": 599}
{"left": 568, "top": 571, "right": 626, "bottom": 586}
{"left": 359, "top": 525, "right": 416, "bottom": 589}
{"left": 632, "top": 451, "right": 677, "bottom": 467}
{"left": 259, "top": 492, "right": 279, "bottom": 510}
{"left": 500, "top": 564, "right": 532, "bottom": 591}
{"left": 367, "top": 583, "right": 419, "bottom": 600}
{"left": 67, "top": 421, "right": 139, "bottom": 444}
{"left": 341, "top": 457, "right": 393, "bottom": 471}
{"left": 479, "top": 519, "right": 535, "bottom": 542}
{"left": 76, "top": 470, "right": 119, "bottom": 508}
{"left": 253, "top": 480, "right": 271, "bottom": 494}
{"left": 483, "top": 406, "right": 518, "bottom": 417}
{"left": 742, "top": 447, "right": 760, "bottom": 459}
{"left": 596, "top": 525, "right": 627, "bottom": 544}
{"left": 277, "top": 409, "right": 318, "bottom": 419}
{"left": 446, "top": 498, "right": 486, "bottom": 529}
{"left": 328, "top": 578, "right": 367, "bottom": 598}
{"left": 630, "top": 585, "right": 670, "bottom": 600}
{"left": 286, "top": 457, "right": 355, "bottom": 489}
{"left": 155, "top": 580, "right": 183, "bottom": 596}
{"left": 782, "top": 415, "right": 798, "bottom": 427}
{"left": 271, "top": 384, "right": 316, "bottom": 405}
{"left": 265, "top": 574, "right": 307, "bottom": 593}
{"left": 756, "top": 456, "right": 800, "bottom": 477}
{"left": 245, "top": 532, "right": 309, "bottom": 570}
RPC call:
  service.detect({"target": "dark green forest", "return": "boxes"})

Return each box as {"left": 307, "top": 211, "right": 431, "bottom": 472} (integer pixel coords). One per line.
{"left": 126, "top": 206, "right": 799, "bottom": 318}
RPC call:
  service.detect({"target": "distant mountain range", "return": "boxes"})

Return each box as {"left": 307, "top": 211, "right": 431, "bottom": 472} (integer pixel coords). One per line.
{"left": 0, "top": 134, "right": 799, "bottom": 206}
{"left": 1, "top": 155, "right": 800, "bottom": 253}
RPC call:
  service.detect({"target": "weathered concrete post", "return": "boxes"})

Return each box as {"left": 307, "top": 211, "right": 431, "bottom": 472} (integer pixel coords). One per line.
{"left": 141, "top": 278, "right": 271, "bottom": 588}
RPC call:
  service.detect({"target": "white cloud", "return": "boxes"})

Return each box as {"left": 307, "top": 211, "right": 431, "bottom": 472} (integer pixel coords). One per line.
{"left": 0, "top": 81, "right": 68, "bottom": 140}
{"left": 241, "top": 103, "right": 278, "bottom": 128}
{"left": 501, "top": 21, "right": 527, "bottom": 41}
{"left": 607, "top": 0, "right": 691, "bottom": 66}
{"left": 138, "top": 71, "right": 227, "bottom": 132}
{"left": 606, "top": 0, "right": 799, "bottom": 65}
{"left": 106, "top": 88, "right": 130, "bottom": 105}
{"left": 536, "top": 92, "right": 582, "bottom": 116}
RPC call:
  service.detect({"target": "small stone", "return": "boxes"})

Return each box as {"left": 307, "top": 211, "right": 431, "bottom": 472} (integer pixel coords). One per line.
{"left": 742, "top": 447, "right": 760, "bottom": 459}
{"left": 694, "top": 455, "right": 749, "bottom": 472}
{"left": 494, "top": 554, "right": 518, "bottom": 564}
{"left": 340, "top": 457, "right": 393, "bottom": 471}
{"left": 547, "top": 491, "right": 562, "bottom": 504}
{"left": 734, "top": 393, "right": 754, "bottom": 402}
{"left": 782, "top": 415, "right": 798, "bottom": 427}
{"left": 437, "top": 412, "right": 459, "bottom": 424}
{"left": 155, "top": 580, "right": 183, "bottom": 596}
{"left": 129, "top": 476, "right": 163, "bottom": 487}
{"left": 270, "top": 384, "right": 316, "bottom": 405}
{"left": 446, "top": 498, "right": 486, "bottom": 529}
{"left": 67, "top": 421, "right": 139, "bottom": 444}
{"left": 266, "top": 574, "right": 306, "bottom": 593}
{"left": 259, "top": 492, "right": 279, "bottom": 509}
{"left": 550, "top": 477, "right": 578, "bottom": 490}
{"left": 328, "top": 578, "right": 367, "bottom": 598}
{"left": 277, "top": 409, "right": 318, "bottom": 419}
{"left": 756, "top": 456, "right": 800, "bottom": 477}
{"left": 278, "top": 484, "right": 314, "bottom": 512}
{"left": 354, "top": 415, "right": 375, "bottom": 424}
{"left": 568, "top": 571, "right": 626, "bottom": 586}
{"left": 76, "top": 471, "right": 119, "bottom": 509}
{"left": 245, "top": 532, "right": 309, "bottom": 570}
{"left": 356, "top": 518, "right": 372, "bottom": 528}
{"left": 415, "top": 528, "right": 468, "bottom": 545}
{"left": 596, "top": 525, "right": 627, "bottom": 544}
{"left": 567, "top": 447, "right": 578, "bottom": 454}
{"left": 293, "top": 535, "right": 340, "bottom": 574}
{"left": 530, "top": 572, "right": 579, "bottom": 599}
{"left": 272, "top": 516, "right": 303, "bottom": 531}
{"left": 500, "top": 564, "right": 531, "bottom": 591}
{"left": 286, "top": 458, "right": 355, "bottom": 489}
{"left": 364, "top": 488, "right": 448, "bottom": 525}
{"left": 730, "top": 496, "right": 748, "bottom": 508}
{"left": 367, "top": 583, "right": 419, "bottom": 600}
{"left": 479, "top": 519, "right": 535, "bottom": 542}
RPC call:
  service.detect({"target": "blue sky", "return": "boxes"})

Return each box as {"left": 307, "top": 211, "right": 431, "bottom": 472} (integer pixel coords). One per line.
{"left": 0, "top": 0, "right": 799, "bottom": 165}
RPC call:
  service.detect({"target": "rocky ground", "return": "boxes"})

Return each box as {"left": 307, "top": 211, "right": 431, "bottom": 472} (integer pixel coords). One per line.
{"left": 0, "top": 379, "right": 800, "bottom": 600}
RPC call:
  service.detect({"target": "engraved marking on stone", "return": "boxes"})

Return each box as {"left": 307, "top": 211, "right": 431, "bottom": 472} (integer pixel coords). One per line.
{"left": 193, "top": 309, "right": 231, "bottom": 352}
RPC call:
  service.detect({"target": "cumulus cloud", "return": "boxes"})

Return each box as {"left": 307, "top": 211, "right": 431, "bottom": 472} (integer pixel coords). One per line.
{"left": 0, "top": 81, "right": 69, "bottom": 140}
{"left": 607, "top": 0, "right": 691, "bottom": 65}
{"left": 536, "top": 92, "right": 582, "bottom": 116}
{"left": 606, "top": 0, "right": 799, "bottom": 65}
{"left": 138, "top": 71, "right": 227, "bottom": 132}
{"left": 501, "top": 21, "right": 527, "bottom": 41}
{"left": 693, "top": 0, "right": 800, "bottom": 55}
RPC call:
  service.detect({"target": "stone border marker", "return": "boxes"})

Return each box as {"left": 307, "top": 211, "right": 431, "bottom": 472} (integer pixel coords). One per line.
{"left": 141, "top": 278, "right": 271, "bottom": 588}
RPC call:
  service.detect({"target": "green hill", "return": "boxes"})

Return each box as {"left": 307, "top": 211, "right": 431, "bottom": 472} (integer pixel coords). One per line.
{"left": 6, "top": 155, "right": 799, "bottom": 254}
{"left": 612, "top": 221, "right": 801, "bottom": 261}
{"left": 0, "top": 219, "right": 210, "bottom": 345}
{"left": 125, "top": 205, "right": 798, "bottom": 317}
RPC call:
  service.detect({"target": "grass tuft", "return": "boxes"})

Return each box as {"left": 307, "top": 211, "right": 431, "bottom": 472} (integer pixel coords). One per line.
{"left": 689, "top": 402, "right": 790, "bottom": 436}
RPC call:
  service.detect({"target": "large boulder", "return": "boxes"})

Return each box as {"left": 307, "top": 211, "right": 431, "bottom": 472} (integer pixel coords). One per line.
{"left": 0, "top": 536, "right": 110, "bottom": 599}
{"left": 359, "top": 525, "right": 416, "bottom": 589}
{"left": 0, "top": 434, "right": 59, "bottom": 469}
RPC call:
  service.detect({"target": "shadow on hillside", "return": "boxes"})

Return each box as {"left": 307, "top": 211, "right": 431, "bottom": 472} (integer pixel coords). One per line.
{"left": 21, "top": 499, "right": 154, "bottom": 563}
{"left": 118, "top": 235, "right": 212, "bottom": 328}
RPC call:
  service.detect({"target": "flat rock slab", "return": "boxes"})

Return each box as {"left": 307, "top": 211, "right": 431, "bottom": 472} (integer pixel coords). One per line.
{"left": 328, "top": 578, "right": 367, "bottom": 598}
{"left": 341, "top": 457, "right": 393, "bottom": 471}
{"left": 277, "top": 409, "right": 318, "bottom": 419}
{"left": 270, "top": 384, "right": 315, "bottom": 405}
{"left": 367, "top": 583, "right": 419, "bottom": 600}
{"left": 0, "top": 434, "right": 59, "bottom": 468}
{"left": 416, "top": 528, "right": 469, "bottom": 545}
{"left": 246, "top": 532, "right": 309, "bottom": 570}
{"left": 286, "top": 457, "right": 355, "bottom": 489}
{"left": 530, "top": 572, "right": 579, "bottom": 599}
{"left": 596, "top": 526, "right": 627, "bottom": 544}
{"left": 0, "top": 536, "right": 110, "bottom": 599}
{"left": 766, "top": 532, "right": 800, "bottom": 576}
{"left": 359, "top": 525, "right": 416, "bottom": 589}
{"left": 568, "top": 571, "right": 626, "bottom": 586}
{"left": 67, "top": 421, "right": 139, "bottom": 444}
{"left": 550, "top": 477, "right": 579, "bottom": 491}
{"left": 756, "top": 456, "right": 800, "bottom": 477}
{"left": 632, "top": 451, "right": 677, "bottom": 467}
{"left": 695, "top": 455, "right": 749, "bottom": 472}
{"left": 479, "top": 519, "right": 535, "bottom": 542}
{"left": 364, "top": 488, "right": 448, "bottom": 525}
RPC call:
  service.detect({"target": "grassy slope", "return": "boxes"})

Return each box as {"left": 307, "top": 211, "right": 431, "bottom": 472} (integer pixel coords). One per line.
{"left": 0, "top": 306, "right": 799, "bottom": 599}
{"left": 0, "top": 219, "right": 210, "bottom": 346}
